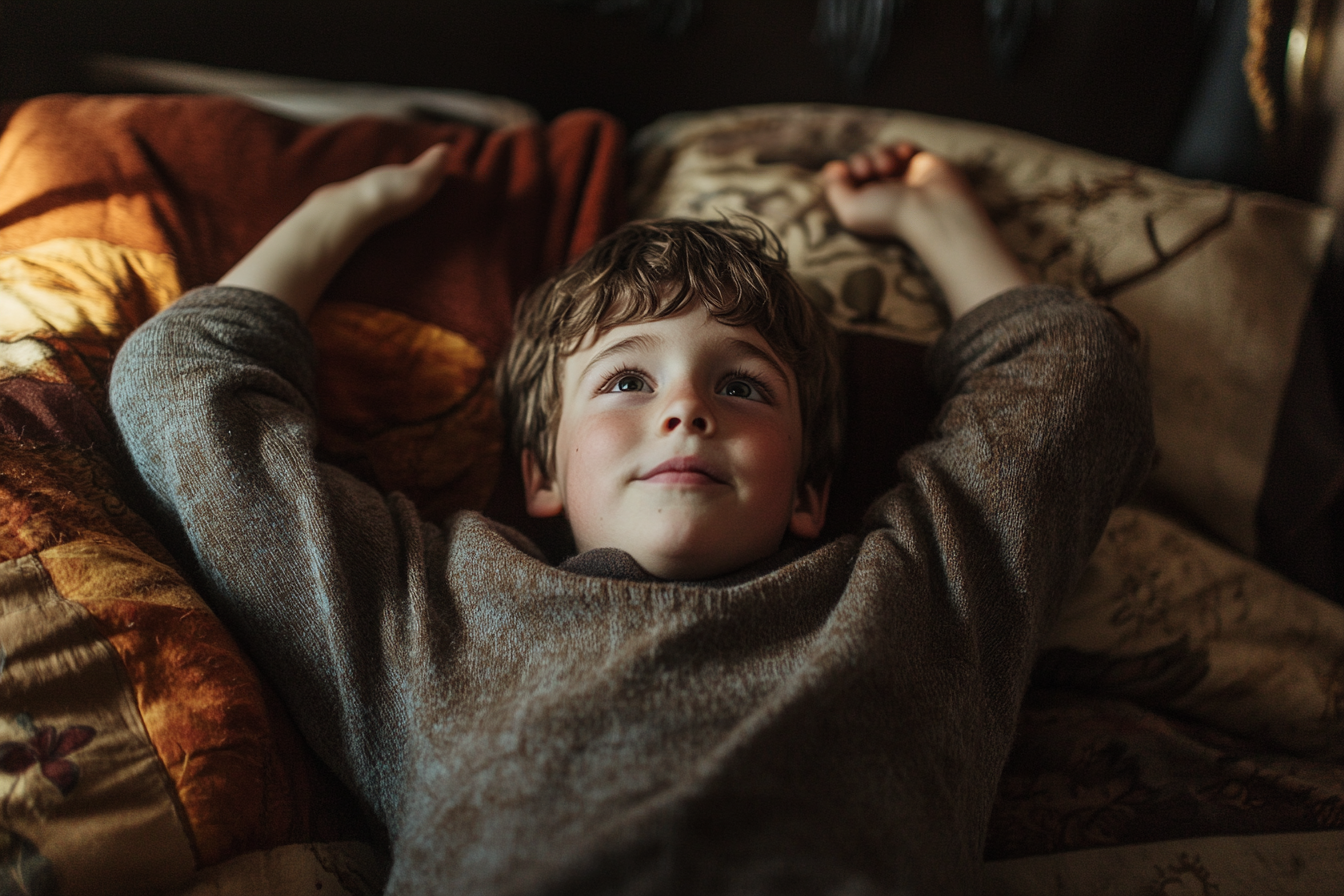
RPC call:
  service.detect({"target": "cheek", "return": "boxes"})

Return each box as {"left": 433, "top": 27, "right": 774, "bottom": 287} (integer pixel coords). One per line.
{"left": 739, "top": 420, "right": 804, "bottom": 495}
{"left": 557, "top": 412, "right": 638, "bottom": 505}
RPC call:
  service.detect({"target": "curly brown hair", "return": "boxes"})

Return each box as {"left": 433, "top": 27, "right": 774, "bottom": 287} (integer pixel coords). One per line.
{"left": 497, "top": 217, "right": 844, "bottom": 489}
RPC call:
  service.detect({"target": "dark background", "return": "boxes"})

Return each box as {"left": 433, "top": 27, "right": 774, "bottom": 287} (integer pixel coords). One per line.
{"left": 0, "top": 0, "right": 1268, "bottom": 181}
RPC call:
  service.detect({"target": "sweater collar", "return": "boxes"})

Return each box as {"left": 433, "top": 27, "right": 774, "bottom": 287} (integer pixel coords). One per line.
{"left": 556, "top": 539, "right": 814, "bottom": 586}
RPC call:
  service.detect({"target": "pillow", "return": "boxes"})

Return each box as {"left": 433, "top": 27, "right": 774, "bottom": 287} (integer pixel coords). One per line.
{"left": 0, "top": 437, "right": 361, "bottom": 893}
{"left": 629, "top": 103, "right": 1337, "bottom": 555}
{"left": 0, "top": 93, "right": 626, "bottom": 892}
{"left": 1038, "top": 505, "right": 1344, "bottom": 761}
{"left": 986, "top": 829, "right": 1344, "bottom": 896}
{"left": 987, "top": 687, "right": 1344, "bottom": 860}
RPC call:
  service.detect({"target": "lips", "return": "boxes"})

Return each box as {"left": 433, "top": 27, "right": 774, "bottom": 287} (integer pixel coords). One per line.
{"left": 639, "top": 456, "right": 727, "bottom": 485}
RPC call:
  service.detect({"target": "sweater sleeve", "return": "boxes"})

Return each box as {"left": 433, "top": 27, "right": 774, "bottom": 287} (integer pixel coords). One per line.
{"left": 846, "top": 284, "right": 1154, "bottom": 872}
{"left": 110, "top": 286, "right": 438, "bottom": 830}
{"left": 891, "top": 284, "right": 1154, "bottom": 638}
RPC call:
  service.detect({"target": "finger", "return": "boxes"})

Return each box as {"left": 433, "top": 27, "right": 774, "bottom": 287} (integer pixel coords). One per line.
{"left": 847, "top": 151, "right": 873, "bottom": 181}
{"left": 894, "top": 142, "right": 921, "bottom": 161}
{"left": 410, "top": 143, "right": 449, "bottom": 170}
{"left": 873, "top": 146, "right": 901, "bottom": 178}
{"left": 905, "top": 149, "right": 957, "bottom": 189}
{"left": 406, "top": 145, "right": 449, "bottom": 198}
{"left": 885, "top": 143, "right": 919, "bottom": 177}
{"left": 820, "top": 159, "right": 852, "bottom": 184}
{"left": 881, "top": 143, "right": 920, "bottom": 177}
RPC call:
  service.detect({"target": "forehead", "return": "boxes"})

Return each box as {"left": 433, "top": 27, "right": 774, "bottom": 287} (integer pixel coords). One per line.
{"left": 567, "top": 306, "right": 794, "bottom": 383}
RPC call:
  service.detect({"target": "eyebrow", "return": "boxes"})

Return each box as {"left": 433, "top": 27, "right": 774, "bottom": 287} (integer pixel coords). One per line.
{"left": 578, "top": 332, "right": 793, "bottom": 393}
{"left": 578, "top": 334, "right": 661, "bottom": 383}
{"left": 725, "top": 339, "right": 793, "bottom": 393}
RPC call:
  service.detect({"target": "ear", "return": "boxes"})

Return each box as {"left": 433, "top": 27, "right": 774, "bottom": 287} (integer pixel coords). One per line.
{"left": 521, "top": 448, "right": 565, "bottom": 518}
{"left": 788, "top": 477, "right": 830, "bottom": 539}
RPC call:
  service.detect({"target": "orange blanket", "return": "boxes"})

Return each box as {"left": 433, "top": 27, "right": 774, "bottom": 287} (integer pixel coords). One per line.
{"left": 0, "top": 93, "right": 623, "bottom": 349}
{"left": 0, "top": 93, "right": 624, "bottom": 508}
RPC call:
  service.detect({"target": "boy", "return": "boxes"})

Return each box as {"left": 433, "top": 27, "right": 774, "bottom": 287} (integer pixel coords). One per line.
{"left": 112, "top": 142, "right": 1152, "bottom": 893}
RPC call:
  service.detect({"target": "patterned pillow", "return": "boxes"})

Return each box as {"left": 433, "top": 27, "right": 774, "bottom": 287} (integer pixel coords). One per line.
{"left": 629, "top": 104, "right": 1337, "bottom": 555}
{"left": 0, "top": 438, "right": 362, "bottom": 892}
{"left": 1039, "top": 505, "right": 1344, "bottom": 761}
{"left": 0, "top": 267, "right": 367, "bottom": 889}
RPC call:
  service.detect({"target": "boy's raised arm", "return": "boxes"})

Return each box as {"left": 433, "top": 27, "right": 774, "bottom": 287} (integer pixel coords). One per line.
{"left": 825, "top": 142, "right": 1153, "bottom": 666}
{"left": 219, "top": 143, "right": 447, "bottom": 321}
{"left": 110, "top": 148, "right": 452, "bottom": 830}
{"left": 822, "top": 143, "right": 1153, "bottom": 631}
{"left": 818, "top": 148, "right": 1154, "bottom": 884}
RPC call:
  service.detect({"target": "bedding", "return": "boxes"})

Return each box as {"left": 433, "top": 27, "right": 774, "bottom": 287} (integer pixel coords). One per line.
{"left": 0, "top": 91, "right": 1341, "bottom": 894}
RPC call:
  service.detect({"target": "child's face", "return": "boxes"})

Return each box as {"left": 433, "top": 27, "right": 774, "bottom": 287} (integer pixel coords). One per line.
{"left": 522, "top": 303, "right": 828, "bottom": 580}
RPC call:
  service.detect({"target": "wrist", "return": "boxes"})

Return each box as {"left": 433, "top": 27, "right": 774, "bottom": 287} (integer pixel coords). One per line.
{"left": 926, "top": 247, "right": 1031, "bottom": 320}
{"left": 299, "top": 184, "right": 380, "bottom": 252}
{"left": 218, "top": 188, "right": 371, "bottom": 321}
{"left": 896, "top": 200, "right": 1030, "bottom": 319}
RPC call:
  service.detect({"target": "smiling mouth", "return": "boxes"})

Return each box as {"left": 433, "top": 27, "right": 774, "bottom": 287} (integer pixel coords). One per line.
{"left": 639, "top": 457, "right": 726, "bottom": 485}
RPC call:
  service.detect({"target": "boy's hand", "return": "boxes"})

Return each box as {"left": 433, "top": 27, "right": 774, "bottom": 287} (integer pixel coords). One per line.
{"left": 219, "top": 144, "right": 448, "bottom": 321}
{"left": 820, "top": 143, "right": 955, "bottom": 239}
{"left": 312, "top": 143, "right": 449, "bottom": 236}
{"left": 821, "top": 144, "right": 1031, "bottom": 320}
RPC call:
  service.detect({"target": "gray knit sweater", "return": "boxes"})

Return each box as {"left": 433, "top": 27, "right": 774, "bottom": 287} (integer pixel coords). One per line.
{"left": 111, "top": 284, "right": 1152, "bottom": 895}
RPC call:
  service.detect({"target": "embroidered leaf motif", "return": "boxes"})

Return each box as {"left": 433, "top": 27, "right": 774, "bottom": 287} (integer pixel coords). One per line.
{"left": 36, "top": 761, "right": 77, "bottom": 798}
{"left": 0, "top": 724, "right": 95, "bottom": 796}
{"left": 50, "top": 727, "right": 93, "bottom": 758}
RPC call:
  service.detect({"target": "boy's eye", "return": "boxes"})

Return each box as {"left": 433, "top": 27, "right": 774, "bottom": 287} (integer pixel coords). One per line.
{"left": 720, "top": 378, "right": 766, "bottom": 402}
{"left": 614, "top": 374, "right": 649, "bottom": 393}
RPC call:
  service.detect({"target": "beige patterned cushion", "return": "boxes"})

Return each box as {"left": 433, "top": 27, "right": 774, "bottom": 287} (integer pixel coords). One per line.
{"left": 630, "top": 104, "right": 1337, "bottom": 553}
{"left": 1047, "top": 505, "right": 1344, "bottom": 760}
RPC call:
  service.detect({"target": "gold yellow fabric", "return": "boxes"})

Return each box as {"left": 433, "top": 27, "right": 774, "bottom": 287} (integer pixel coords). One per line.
{"left": 0, "top": 553, "right": 197, "bottom": 895}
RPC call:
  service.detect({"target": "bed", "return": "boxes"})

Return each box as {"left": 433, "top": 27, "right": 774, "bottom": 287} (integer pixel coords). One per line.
{"left": 0, "top": 82, "right": 1342, "bottom": 894}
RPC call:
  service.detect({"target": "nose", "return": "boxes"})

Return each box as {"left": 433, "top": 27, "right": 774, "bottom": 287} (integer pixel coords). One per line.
{"left": 661, "top": 385, "right": 715, "bottom": 436}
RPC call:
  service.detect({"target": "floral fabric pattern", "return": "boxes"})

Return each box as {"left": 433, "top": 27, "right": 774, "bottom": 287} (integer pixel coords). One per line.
{"left": 0, "top": 717, "right": 95, "bottom": 797}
